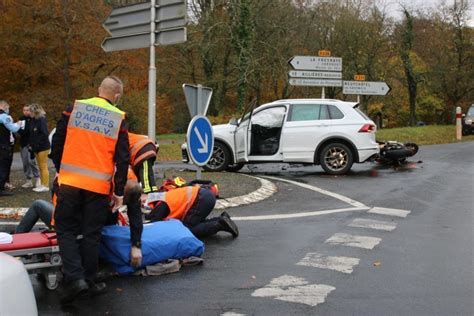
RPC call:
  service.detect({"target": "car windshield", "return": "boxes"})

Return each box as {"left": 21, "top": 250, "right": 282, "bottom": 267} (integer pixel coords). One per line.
{"left": 467, "top": 106, "right": 474, "bottom": 116}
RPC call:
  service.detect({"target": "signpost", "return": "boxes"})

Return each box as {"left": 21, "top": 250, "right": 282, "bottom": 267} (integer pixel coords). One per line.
{"left": 288, "top": 53, "right": 343, "bottom": 98}
{"left": 101, "top": 0, "right": 187, "bottom": 142}
{"left": 289, "top": 78, "right": 342, "bottom": 87}
{"left": 187, "top": 115, "right": 214, "bottom": 178}
{"left": 288, "top": 70, "right": 342, "bottom": 79}
{"left": 342, "top": 81, "right": 391, "bottom": 96}
{"left": 182, "top": 84, "right": 213, "bottom": 117}
{"left": 288, "top": 56, "right": 342, "bottom": 72}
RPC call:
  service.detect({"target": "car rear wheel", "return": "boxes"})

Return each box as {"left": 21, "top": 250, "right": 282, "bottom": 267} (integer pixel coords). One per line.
{"left": 319, "top": 143, "right": 354, "bottom": 175}
{"left": 203, "top": 142, "right": 231, "bottom": 172}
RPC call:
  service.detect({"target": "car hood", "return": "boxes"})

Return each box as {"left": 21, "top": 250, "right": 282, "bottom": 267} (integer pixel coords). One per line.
{"left": 213, "top": 123, "right": 233, "bottom": 131}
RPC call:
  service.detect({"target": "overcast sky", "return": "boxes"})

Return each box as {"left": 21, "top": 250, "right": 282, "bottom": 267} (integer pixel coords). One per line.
{"left": 384, "top": 0, "right": 474, "bottom": 26}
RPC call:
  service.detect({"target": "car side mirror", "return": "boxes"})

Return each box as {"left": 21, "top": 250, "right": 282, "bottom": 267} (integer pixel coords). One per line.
{"left": 229, "top": 118, "right": 238, "bottom": 125}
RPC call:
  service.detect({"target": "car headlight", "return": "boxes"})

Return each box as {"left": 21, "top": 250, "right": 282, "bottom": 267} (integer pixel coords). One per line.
{"left": 466, "top": 119, "right": 473, "bottom": 125}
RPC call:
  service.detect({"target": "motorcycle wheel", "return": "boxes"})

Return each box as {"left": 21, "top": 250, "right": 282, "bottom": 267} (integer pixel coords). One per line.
{"left": 404, "top": 143, "right": 419, "bottom": 157}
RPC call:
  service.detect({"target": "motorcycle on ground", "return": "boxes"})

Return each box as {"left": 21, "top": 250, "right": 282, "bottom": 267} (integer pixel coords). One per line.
{"left": 376, "top": 141, "right": 419, "bottom": 165}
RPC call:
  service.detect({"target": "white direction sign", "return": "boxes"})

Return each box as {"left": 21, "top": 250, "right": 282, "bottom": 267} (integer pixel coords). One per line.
{"left": 289, "top": 56, "right": 342, "bottom": 71}
{"left": 289, "top": 78, "right": 342, "bottom": 87}
{"left": 343, "top": 81, "right": 391, "bottom": 96}
{"left": 289, "top": 70, "right": 342, "bottom": 79}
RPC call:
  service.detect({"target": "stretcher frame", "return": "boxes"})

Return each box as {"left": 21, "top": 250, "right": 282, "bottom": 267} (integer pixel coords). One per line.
{"left": 1, "top": 232, "right": 63, "bottom": 290}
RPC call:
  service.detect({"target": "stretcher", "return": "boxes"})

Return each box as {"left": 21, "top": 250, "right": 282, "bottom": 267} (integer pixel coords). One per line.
{"left": 0, "top": 231, "right": 62, "bottom": 290}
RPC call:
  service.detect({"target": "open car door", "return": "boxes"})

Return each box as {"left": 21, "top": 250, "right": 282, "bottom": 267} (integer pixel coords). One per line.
{"left": 234, "top": 99, "right": 257, "bottom": 162}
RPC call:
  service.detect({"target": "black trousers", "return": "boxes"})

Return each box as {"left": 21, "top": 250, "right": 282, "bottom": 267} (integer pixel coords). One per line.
{"left": 54, "top": 184, "right": 109, "bottom": 283}
{"left": 0, "top": 145, "right": 13, "bottom": 191}
{"left": 182, "top": 188, "right": 219, "bottom": 238}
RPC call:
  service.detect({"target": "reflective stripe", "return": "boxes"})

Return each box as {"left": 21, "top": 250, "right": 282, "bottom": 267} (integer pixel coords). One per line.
{"left": 60, "top": 163, "right": 113, "bottom": 181}
{"left": 133, "top": 150, "right": 156, "bottom": 168}
{"left": 142, "top": 160, "right": 150, "bottom": 193}
{"left": 185, "top": 186, "right": 194, "bottom": 211}
{"left": 131, "top": 138, "right": 152, "bottom": 156}
{"left": 146, "top": 192, "right": 166, "bottom": 204}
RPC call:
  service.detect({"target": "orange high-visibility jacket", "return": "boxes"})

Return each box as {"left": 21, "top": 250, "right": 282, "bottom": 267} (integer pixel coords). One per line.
{"left": 147, "top": 186, "right": 200, "bottom": 220}
{"left": 58, "top": 97, "right": 125, "bottom": 195}
{"left": 128, "top": 133, "right": 156, "bottom": 168}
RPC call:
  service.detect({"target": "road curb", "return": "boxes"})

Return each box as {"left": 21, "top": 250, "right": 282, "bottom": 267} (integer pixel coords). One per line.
{"left": 0, "top": 174, "right": 277, "bottom": 220}
{"left": 215, "top": 175, "right": 277, "bottom": 209}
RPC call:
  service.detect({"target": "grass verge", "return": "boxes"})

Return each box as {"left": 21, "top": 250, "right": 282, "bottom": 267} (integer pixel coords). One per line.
{"left": 376, "top": 125, "right": 474, "bottom": 145}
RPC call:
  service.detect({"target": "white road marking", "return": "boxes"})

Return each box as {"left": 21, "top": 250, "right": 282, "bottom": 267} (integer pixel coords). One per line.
{"left": 252, "top": 275, "right": 335, "bottom": 307}
{"left": 263, "top": 176, "right": 367, "bottom": 208}
{"left": 325, "top": 233, "right": 382, "bottom": 250}
{"left": 0, "top": 208, "right": 28, "bottom": 219}
{"left": 349, "top": 218, "right": 397, "bottom": 231}
{"left": 221, "top": 313, "right": 246, "bottom": 316}
{"left": 232, "top": 207, "right": 369, "bottom": 221}
{"left": 215, "top": 176, "right": 277, "bottom": 209}
{"left": 368, "top": 207, "right": 411, "bottom": 218}
{"left": 296, "top": 252, "right": 360, "bottom": 274}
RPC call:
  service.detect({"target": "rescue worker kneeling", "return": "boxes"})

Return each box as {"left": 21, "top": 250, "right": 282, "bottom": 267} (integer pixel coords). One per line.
{"left": 145, "top": 187, "right": 239, "bottom": 239}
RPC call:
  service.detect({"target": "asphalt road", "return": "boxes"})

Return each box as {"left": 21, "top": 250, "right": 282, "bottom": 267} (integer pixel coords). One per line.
{"left": 28, "top": 142, "right": 474, "bottom": 315}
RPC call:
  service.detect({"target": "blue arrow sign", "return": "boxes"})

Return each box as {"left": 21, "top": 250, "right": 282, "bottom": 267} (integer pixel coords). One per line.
{"left": 186, "top": 115, "right": 214, "bottom": 166}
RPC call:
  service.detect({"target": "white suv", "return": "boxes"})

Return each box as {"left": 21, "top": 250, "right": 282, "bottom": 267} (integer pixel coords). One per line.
{"left": 182, "top": 99, "right": 379, "bottom": 175}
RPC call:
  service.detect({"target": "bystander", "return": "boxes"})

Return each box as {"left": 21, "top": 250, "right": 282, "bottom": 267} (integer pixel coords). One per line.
{"left": 18, "top": 105, "right": 40, "bottom": 189}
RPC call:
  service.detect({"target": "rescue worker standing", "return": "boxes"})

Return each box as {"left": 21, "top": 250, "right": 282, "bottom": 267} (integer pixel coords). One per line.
{"left": 0, "top": 100, "right": 23, "bottom": 196}
{"left": 50, "top": 76, "right": 130, "bottom": 304}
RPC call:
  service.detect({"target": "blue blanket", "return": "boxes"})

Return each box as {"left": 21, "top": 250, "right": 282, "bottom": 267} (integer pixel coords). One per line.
{"left": 99, "top": 219, "right": 204, "bottom": 274}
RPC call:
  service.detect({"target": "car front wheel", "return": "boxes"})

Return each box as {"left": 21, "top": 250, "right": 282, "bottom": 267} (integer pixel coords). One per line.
{"left": 319, "top": 143, "right": 354, "bottom": 175}
{"left": 203, "top": 142, "right": 231, "bottom": 172}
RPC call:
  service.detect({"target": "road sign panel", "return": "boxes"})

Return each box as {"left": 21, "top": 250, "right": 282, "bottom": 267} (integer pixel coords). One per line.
{"left": 343, "top": 81, "right": 391, "bottom": 95}
{"left": 102, "top": 0, "right": 187, "bottom": 51}
{"left": 289, "top": 78, "right": 342, "bottom": 87}
{"left": 156, "top": 27, "right": 186, "bottom": 45}
{"left": 289, "top": 56, "right": 342, "bottom": 71}
{"left": 101, "top": 32, "right": 150, "bottom": 52}
{"left": 288, "top": 70, "right": 342, "bottom": 79}
{"left": 156, "top": 0, "right": 187, "bottom": 29}
{"left": 183, "top": 84, "right": 213, "bottom": 117}
{"left": 101, "top": 27, "right": 186, "bottom": 52}
{"left": 187, "top": 115, "right": 214, "bottom": 166}
{"left": 103, "top": 2, "right": 151, "bottom": 37}
{"left": 354, "top": 74, "right": 366, "bottom": 81}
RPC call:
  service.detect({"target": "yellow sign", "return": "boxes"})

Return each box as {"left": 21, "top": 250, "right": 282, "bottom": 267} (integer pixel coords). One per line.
{"left": 354, "top": 74, "right": 366, "bottom": 81}
{"left": 318, "top": 50, "right": 331, "bottom": 57}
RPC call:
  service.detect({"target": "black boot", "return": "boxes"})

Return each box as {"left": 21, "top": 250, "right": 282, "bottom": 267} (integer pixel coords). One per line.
{"left": 60, "top": 279, "right": 89, "bottom": 304}
{"left": 220, "top": 211, "right": 231, "bottom": 219}
{"left": 219, "top": 216, "right": 239, "bottom": 238}
{"left": 86, "top": 280, "right": 107, "bottom": 296}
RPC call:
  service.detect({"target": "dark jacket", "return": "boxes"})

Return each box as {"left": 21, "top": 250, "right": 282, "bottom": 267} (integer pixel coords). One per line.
{"left": 29, "top": 116, "right": 50, "bottom": 153}
{"left": 18, "top": 115, "right": 32, "bottom": 148}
